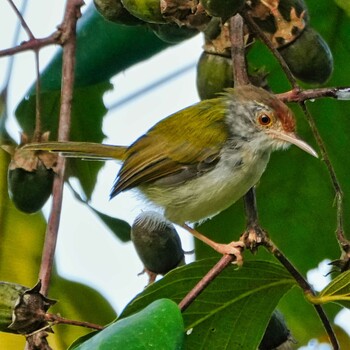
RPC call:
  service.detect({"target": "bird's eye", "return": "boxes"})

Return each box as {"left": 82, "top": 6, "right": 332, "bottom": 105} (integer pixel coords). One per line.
{"left": 258, "top": 113, "right": 273, "bottom": 127}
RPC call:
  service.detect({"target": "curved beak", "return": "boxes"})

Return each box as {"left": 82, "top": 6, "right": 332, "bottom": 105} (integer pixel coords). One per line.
{"left": 268, "top": 130, "right": 318, "bottom": 158}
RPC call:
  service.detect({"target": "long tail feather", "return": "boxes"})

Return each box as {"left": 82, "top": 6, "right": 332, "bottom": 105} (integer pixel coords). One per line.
{"left": 21, "top": 141, "right": 127, "bottom": 161}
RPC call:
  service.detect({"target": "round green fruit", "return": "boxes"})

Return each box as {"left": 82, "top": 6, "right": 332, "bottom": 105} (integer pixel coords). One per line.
{"left": 149, "top": 23, "right": 199, "bottom": 44}
{"left": 278, "top": 26, "right": 333, "bottom": 84}
{"left": 121, "top": 0, "right": 165, "bottom": 23}
{"left": 201, "top": 0, "right": 245, "bottom": 19}
{"left": 196, "top": 51, "right": 233, "bottom": 100}
{"left": 8, "top": 163, "right": 54, "bottom": 214}
{"left": 94, "top": 0, "right": 143, "bottom": 25}
{"left": 131, "top": 211, "right": 184, "bottom": 275}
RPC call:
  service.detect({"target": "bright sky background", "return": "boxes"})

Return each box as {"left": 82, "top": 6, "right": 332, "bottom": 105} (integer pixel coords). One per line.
{"left": 0, "top": 1, "right": 349, "bottom": 348}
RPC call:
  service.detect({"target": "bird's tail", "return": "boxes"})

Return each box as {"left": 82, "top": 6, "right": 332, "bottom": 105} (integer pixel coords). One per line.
{"left": 21, "top": 141, "right": 127, "bottom": 161}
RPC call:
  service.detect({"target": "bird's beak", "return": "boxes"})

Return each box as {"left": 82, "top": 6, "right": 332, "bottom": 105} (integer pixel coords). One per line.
{"left": 268, "top": 130, "right": 318, "bottom": 158}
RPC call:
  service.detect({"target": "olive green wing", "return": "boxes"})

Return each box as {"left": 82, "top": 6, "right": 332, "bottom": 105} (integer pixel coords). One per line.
{"left": 110, "top": 98, "right": 229, "bottom": 197}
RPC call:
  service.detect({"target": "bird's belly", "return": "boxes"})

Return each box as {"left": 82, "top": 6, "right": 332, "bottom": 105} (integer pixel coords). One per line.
{"left": 141, "top": 151, "right": 270, "bottom": 224}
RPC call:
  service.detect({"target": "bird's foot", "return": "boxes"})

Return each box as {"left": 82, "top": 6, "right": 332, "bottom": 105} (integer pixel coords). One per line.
{"left": 213, "top": 241, "right": 245, "bottom": 266}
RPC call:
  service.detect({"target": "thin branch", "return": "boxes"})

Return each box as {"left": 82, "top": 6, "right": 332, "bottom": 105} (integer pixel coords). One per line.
{"left": 276, "top": 86, "right": 350, "bottom": 103}
{"left": 265, "top": 239, "right": 339, "bottom": 350}
{"left": 6, "top": 0, "right": 35, "bottom": 39}
{"left": 33, "top": 51, "right": 42, "bottom": 140}
{"left": 39, "top": 0, "right": 84, "bottom": 297}
{"left": 45, "top": 313, "right": 104, "bottom": 331}
{"left": 178, "top": 255, "right": 235, "bottom": 312}
{"left": 230, "top": 14, "right": 250, "bottom": 86}
{"left": 299, "top": 102, "right": 349, "bottom": 266}
{"left": 0, "top": 32, "right": 61, "bottom": 58}
{"left": 241, "top": 10, "right": 299, "bottom": 89}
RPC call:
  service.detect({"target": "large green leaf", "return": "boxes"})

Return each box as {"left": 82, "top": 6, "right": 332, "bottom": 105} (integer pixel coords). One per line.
{"left": 71, "top": 299, "right": 184, "bottom": 350}
{"left": 121, "top": 259, "right": 295, "bottom": 349}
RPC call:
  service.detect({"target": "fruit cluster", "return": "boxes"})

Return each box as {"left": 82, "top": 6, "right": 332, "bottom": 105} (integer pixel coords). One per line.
{"left": 94, "top": 0, "right": 333, "bottom": 97}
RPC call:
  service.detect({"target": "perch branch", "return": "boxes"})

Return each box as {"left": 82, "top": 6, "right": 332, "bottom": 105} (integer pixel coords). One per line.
{"left": 178, "top": 254, "right": 235, "bottom": 312}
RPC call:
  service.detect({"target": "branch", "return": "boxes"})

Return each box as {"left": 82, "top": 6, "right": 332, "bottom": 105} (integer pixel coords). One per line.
{"left": 276, "top": 86, "right": 350, "bottom": 103}
{"left": 264, "top": 239, "right": 340, "bottom": 350}
{"left": 39, "top": 0, "right": 84, "bottom": 297}
{"left": 178, "top": 255, "right": 234, "bottom": 312}
{"left": 230, "top": 14, "right": 250, "bottom": 86}
{"left": 0, "top": 32, "right": 61, "bottom": 58}
{"left": 241, "top": 10, "right": 299, "bottom": 89}
{"left": 299, "top": 102, "right": 350, "bottom": 269}
{"left": 45, "top": 313, "right": 104, "bottom": 331}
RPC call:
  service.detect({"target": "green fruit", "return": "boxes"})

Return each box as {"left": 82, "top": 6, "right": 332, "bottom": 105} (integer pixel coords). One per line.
{"left": 278, "top": 26, "right": 333, "bottom": 84}
{"left": 259, "top": 310, "right": 292, "bottom": 350}
{"left": 8, "top": 162, "right": 54, "bottom": 214}
{"left": 196, "top": 51, "right": 233, "bottom": 100}
{"left": 149, "top": 23, "right": 199, "bottom": 44}
{"left": 249, "top": 0, "right": 309, "bottom": 48}
{"left": 131, "top": 211, "right": 184, "bottom": 275}
{"left": 201, "top": 0, "right": 245, "bottom": 19}
{"left": 0, "top": 282, "right": 28, "bottom": 333}
{"left": 121, "top": 0, "right": 165, "bottom": 24}
{"left": 94, "top": 0, "right": 142, "bottom": 25}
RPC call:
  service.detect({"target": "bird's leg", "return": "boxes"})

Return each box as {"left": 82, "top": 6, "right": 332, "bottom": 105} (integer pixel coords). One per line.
{"left": 241, "top": 187, "right": 269, "bottom": 253}
{"left": 182, "top": 224, "right": 245, "bottom": 265}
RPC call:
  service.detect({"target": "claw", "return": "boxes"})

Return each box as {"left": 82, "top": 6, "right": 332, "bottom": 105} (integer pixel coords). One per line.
{"left": 213, "top": 241, "right": 245, "bottom": 266}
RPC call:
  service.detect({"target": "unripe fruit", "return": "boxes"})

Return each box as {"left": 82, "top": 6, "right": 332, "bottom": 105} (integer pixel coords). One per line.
{"left": 201, "top": 0, "right": 245, "bottom": 19}
{"left": 196, "top": 51, "right": 233, "bottom": 100}
{"left": 121, "top": 0, "right": 165, "bottom": 23}
{"left": 8, "top": 162, "right": 54, "bottom": 214}
{"left": 94, "top": 0, "right": 143, "bottom": 25}
{"left": 149, "top": 23, "right": 199, "bottom": 44}
{"left": 248, "top": 0, "right": 309, "bottom": 48}
{"left": 278, "top": 27, "right": 333, "bottom": 84}
{"left": 259, "top": 310, "right": 293, "bottom": 350}
{"left": 131, "top": 211, "right": 184, "bottom": 276}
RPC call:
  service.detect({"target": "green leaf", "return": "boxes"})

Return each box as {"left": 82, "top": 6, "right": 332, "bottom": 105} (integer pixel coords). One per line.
{"left": 121, "top": 259, "right": 295, "bottom": 350}
{"left": 334, "top": 0, "right": 350, "bottom": 17}
{"left": 309, "top": 270, "right": 350, "bottom": 308}
{"left": 70, "top": 299, "right": 184, "bottom": 350}
{"left": 88, "top": 206, "right": 131, "bottom": 242}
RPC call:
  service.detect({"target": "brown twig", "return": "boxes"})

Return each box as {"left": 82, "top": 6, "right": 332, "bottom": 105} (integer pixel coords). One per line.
{"left": 230, "top": 14, "right": 250, "bottom": 86}
{"left": 39, "top": 0, "right": 84, "bottom": 297}
{"left": 241, "top": 10, "right": 299, "bottom": 90}
{"left": 265, "top": 239, "right": 339, "bottom": 350}
{"left": 6, "top": 0, "right": 43, "bottom": 141}
{"left": 0, "top": 32, "right": 61, "bottom": 58}
{"left": 276, "top": 86, "right": 350, "bottom": 103}
{"left": 45, "top": 313, "right": 104, "bottom": 331}
{"left": 6, "top": 0, "right": 35, "bottom": 39}
{"left": 178, "top": 254, "right": 235, "bottom": 312}
{"left": 299, "top": 102, "right": 349, "bottom": 267}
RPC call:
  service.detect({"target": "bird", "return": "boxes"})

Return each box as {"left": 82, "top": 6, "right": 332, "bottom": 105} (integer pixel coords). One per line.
{"left": 22, "top": 84, "right": 317, "bottom": 260}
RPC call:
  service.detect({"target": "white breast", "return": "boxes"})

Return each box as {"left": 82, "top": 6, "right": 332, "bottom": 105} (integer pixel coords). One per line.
{"left": 141, "top": 149, "right": 271, "bottom": 224}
